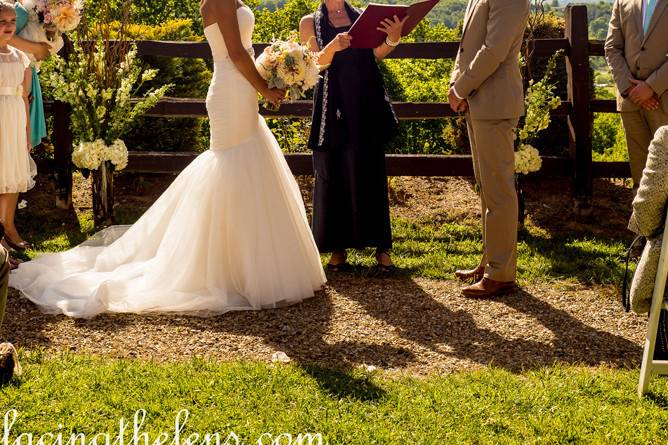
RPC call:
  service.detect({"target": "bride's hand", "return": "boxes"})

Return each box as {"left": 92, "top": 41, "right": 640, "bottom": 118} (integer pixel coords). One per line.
{"left": 263, "top": 87, "right": 285, "bottom": 108}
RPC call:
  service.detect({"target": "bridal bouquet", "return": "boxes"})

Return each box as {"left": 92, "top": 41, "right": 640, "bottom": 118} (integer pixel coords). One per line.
{"left": 19, "top": 0, "right": 84, "bottom": 69}
{"left": 255, "top": 37, "right": 320, "bottom": 106}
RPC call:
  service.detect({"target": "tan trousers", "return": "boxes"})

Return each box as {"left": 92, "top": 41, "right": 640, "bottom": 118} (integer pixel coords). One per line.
{"left": 0, "top": 246, "right": 8, "bottom": 329}
{"left": 621, "top": 108, "right": 668, "bottom": 188}
{"left": 466, "top": 117, "right": 519, "bottom": 282}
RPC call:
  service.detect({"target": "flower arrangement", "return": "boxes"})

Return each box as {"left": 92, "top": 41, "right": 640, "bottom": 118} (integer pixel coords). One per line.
{"left": 43, "top": 42, "right": 170, "bottom": 162}
{"left": 255, "top": 36, "right": 319, "bottom": 105}
{"left": 19, "top": 0, "right": 84, "bottom": 69}
{"left": 514, "top": 51, "right": 563, "bottom": 175}
{"left": 514, "top": 143, "right": 542, "bottom": 175}
{"left": 41, "top": 2, "right": 171, "bottom": 224}
{"left": 71, "top": 139, "right": 128, "bottom": 171}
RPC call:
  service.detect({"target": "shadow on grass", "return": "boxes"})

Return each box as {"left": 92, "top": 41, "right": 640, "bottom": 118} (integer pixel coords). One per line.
{"left": 644, "top": 390, "right": 668, "bottom": 409}
{"left": 300, "top": 364, "right": 387, "bottom": 402}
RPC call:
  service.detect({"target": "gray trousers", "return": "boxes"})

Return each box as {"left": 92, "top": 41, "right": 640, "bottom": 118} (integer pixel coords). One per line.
{"left": 621, "top": 108, "right": 668, "bottom": 188}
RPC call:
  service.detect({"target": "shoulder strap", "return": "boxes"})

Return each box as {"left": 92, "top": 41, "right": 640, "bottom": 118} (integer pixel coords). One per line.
{"left": 622, "top": 235, "right": 646, "bottom": 312}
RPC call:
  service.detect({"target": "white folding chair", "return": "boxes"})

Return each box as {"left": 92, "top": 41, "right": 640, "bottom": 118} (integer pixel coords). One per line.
{"left": 638, "top": 207, "right": 668, "bottom": 396}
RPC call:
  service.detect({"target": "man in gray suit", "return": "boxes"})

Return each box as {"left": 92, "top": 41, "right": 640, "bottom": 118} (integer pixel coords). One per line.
{"left": 605, "top": 0, "right": 668, "bottom": 190}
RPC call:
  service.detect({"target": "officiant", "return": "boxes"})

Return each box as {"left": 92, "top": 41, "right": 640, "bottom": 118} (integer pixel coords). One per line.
{"left": 299, "top": 0, "right": 405, "bottom": 272}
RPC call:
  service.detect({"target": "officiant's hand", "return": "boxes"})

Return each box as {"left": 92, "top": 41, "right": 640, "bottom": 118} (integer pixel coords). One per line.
{"left": 328, "top": 33, "right": 352, "bottom": 53}
{"left": 377, "top": 15, "right": 409, "bottom": 43}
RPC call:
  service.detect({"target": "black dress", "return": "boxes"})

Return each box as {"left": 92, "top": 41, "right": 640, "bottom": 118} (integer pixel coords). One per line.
{"left": 308, "top": 2, "right": 398, "bottom": 253}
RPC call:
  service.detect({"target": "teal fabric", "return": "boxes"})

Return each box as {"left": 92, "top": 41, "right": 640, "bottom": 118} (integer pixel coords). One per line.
{"left": 14, "top": 2, "right": 48, "bottom": 148}
{"left": 644, "top": 0, "right": 658, "bottom": 35}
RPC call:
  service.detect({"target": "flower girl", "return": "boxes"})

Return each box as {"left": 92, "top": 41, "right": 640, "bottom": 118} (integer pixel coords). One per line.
{"left": 0, "top": 1, "right": 37, "bottom": 255}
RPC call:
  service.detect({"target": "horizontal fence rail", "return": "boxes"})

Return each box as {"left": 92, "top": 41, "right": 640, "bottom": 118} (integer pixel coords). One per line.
{"left": 45, "top": 5, "right": 621, "bottom": 210}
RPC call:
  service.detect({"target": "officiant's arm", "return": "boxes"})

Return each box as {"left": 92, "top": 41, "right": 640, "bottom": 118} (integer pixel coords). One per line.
{"left": 300, "top": 15, "right": 352, "bottom": 69}
{"left": 8, "top": 36, "right": 51, "bottom": 61}
{"left": 373, "top": 15, "right": 408, "bottom": 60}
{"left": 452, "top": 0, "right": 528, "bottom": 98}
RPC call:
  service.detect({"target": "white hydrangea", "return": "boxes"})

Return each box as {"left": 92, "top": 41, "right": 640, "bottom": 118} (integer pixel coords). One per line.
{"left": 71, "top": 139, "right": 128, "bottom": 171}
{"left": 514, "top": 144, "right": 542, "bottom": 175}
{"left": 105, "top": 139, "right": 128, "bottom": 171}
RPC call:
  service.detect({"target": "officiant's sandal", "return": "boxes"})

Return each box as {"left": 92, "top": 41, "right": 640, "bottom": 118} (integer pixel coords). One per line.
{"left": 375, "top": 250, "right": 397, "bottom": 275}
{"left": 327, "top": 251, "right": 352, "bottom": 273}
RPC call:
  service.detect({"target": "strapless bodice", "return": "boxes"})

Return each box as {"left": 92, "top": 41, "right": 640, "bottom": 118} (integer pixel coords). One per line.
{"left": 203, "top": 6, "right": 255, "bottom": 60}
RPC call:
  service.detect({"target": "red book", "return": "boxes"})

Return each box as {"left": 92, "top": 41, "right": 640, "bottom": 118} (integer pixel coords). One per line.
{"left": 348, "top": 0, "right": 440, "bottom": 48}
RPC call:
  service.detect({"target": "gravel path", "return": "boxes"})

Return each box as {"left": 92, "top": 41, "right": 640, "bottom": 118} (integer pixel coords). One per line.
{"left": 3, "top": 277, "right": 644, "bottom": 375}
{"left": 4, "top": 175, "right": 643, "bottom": 375}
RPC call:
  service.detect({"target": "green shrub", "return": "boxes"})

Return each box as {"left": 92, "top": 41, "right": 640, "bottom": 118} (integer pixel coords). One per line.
{"left": 120, "top": 20, "right": 213, "bottom": 153}
{"left": 522, "top": 13, "right": 570, "bottom": 157}
{"left": 382, "top": 22, "right": 460, "bottom": 154}
{"left": 592, "top": 113, "right": 627, "bottom": 162}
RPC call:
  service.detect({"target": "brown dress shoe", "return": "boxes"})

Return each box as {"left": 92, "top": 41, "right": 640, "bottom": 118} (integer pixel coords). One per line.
{"left": 461, "top": 277, "right": 516, "bottom": 298}
{"left": 454, "top": 266, "right": 485, "bottom": 283}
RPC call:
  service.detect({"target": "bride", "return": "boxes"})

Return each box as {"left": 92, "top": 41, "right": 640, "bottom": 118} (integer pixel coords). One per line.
{"left": 9, "top": 0, "right": 327, "bottom": 319}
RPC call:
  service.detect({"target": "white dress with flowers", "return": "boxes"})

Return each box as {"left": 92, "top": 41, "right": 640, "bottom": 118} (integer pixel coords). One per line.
{"left": 10, "top": 6, "right": 326, "bottom": 318}
{"left": 0, "top": 47, "right": 37, "bottom": 193}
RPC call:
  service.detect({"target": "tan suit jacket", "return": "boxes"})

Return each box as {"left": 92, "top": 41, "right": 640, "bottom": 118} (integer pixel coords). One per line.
{"left": 605, "top": 0, "right": 668, "bottom": 112}
{"left": 450, "top": 0, "right": 529, "bottom": 120}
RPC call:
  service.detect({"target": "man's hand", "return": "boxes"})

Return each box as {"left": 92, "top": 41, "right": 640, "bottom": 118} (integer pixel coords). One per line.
{"left": 640, "top": 94, "right": 660, "bottom": 111}
{"left": 448, "top": 88, "right": 467, "bottom": 113}
{"left": 629, "top": 78, "right": 656, "bottom": 104}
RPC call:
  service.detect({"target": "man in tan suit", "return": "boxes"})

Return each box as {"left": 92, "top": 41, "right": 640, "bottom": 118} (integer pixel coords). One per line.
{"left": 605, "top": 0, "right": 668, "bottom": 189}
{"left": 449, "top": 0, "right": 529, "bottom": 297}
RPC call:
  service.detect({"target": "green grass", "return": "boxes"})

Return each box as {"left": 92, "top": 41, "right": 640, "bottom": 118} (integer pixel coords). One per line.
{"left": 1, "top": 352, "right": 668, "bottom": 444}
{"left": 19, "top": 211, "right": 629, "bottom": 286}
{"left": 312, "top": 216, "right": 628, "bottom": 286}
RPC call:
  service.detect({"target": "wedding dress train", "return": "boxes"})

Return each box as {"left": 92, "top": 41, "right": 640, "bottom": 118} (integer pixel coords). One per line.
{"left": 9, "top": 6, "right": 326, "bottom": 318}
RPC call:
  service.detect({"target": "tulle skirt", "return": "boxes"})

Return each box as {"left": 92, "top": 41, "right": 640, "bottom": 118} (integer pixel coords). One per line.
{"left": 10, "top": 61, "right": 326, "bottom": 318}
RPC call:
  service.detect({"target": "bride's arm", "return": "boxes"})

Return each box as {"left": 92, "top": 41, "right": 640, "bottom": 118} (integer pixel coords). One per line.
{"left": 203, "top": 0, "right": 283, "bottom": 106}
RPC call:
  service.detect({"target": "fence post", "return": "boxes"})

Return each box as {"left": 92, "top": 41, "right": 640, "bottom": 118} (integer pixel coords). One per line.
{"left": 565, "top": 5, "right": 593, "bottom": 214}
{"left": 53, "top": 38, "right": 73, "bottom": 209}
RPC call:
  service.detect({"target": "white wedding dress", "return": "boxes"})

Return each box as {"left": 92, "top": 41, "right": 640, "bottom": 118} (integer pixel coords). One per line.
{"left": 10, "top": 6, "right": 326, "bottom": 319}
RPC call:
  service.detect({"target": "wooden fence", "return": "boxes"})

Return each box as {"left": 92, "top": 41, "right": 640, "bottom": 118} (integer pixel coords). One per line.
{"left": 44, "top": 4, "right": 622, "bottom": 211}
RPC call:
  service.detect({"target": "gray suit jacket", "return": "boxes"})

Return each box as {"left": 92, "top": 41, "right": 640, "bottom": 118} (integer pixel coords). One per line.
{"left": 604, "top": 0, "right": 668, "bottom": 112}
{"left": 629, "top": 126, "right": 668, "bottom": 313}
